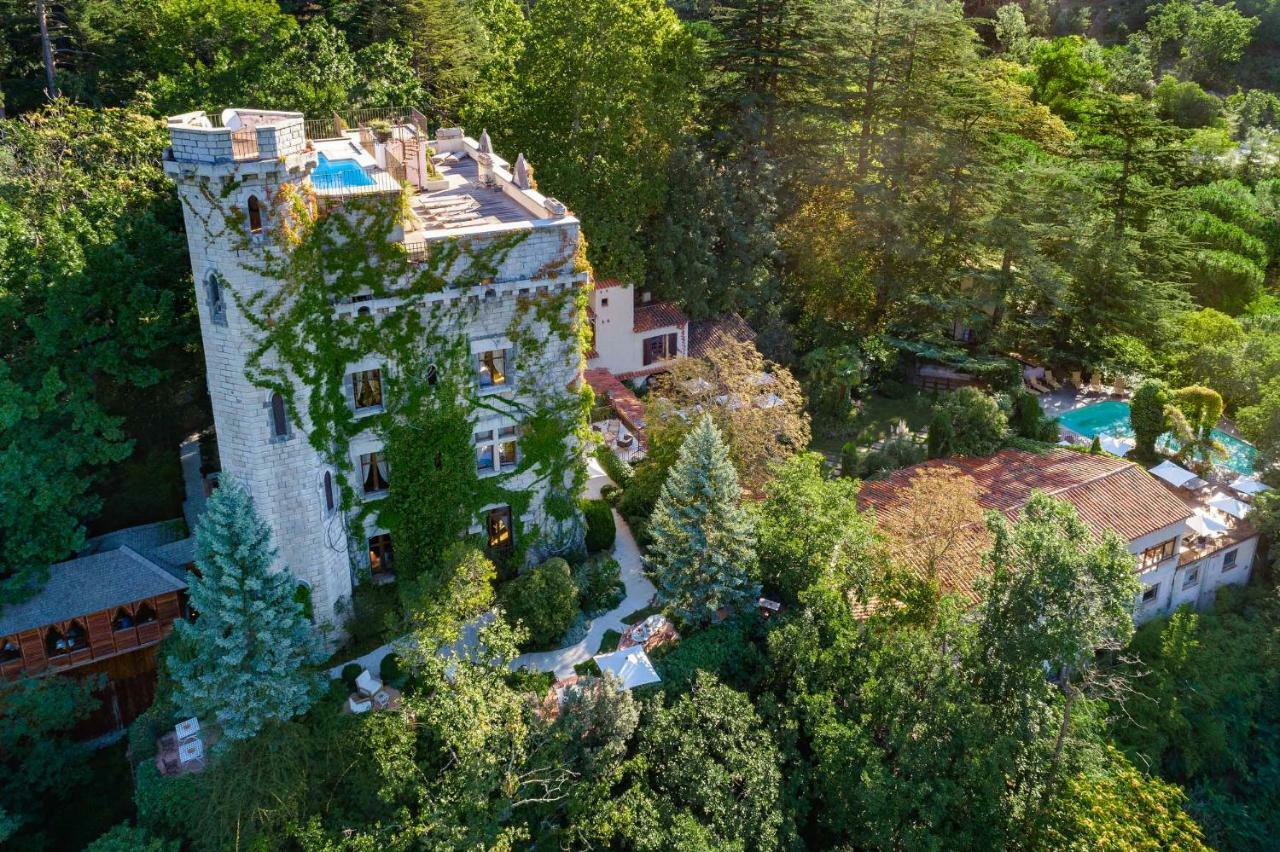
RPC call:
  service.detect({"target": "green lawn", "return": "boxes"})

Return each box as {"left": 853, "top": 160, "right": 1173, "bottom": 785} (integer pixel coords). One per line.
{"left": 599, "top": 629, "right": 623, "bottom": 653}
{"left": 811, "top": 390, "right": 937, "bottom": 461}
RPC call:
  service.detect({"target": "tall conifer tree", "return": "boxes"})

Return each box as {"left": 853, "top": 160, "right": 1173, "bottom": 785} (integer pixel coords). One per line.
{"left": 646, "top": 415, "right": 759, "bottom": 625}
{"left": 169, "top": 478, "right": 323, "bottom": 741}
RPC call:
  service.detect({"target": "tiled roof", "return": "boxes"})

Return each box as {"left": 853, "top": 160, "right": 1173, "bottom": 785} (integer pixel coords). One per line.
{"left": 0, "top": 547, "right": 187, "bottom": 637}
{"left": 858, "top": 449, "right": 1193, "bottom": 602}
{"left": 633, "top": 301, "right": 688, "bottom": 333}
{"left": 688, "top": 313, "right": 756, "bottom": 358}
{"left": 594, "top": 278, "right": 627, "bottom": 290}
{"left": 583, "top": 368, "right": 647, "bottom": 446}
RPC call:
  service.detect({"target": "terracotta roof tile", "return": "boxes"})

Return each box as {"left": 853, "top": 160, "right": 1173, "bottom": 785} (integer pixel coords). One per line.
{"left": 633, "top": 302, "right": 688, "bottom": 333}
{"left": 594, "top": 278, "right": 627, "bottom": 290}
{"left": 858, "top": 449, "right": 1192, "bottom": 603}
{"left": 688, "top": 313, "right": 756, "bottom": 358}
{"left": 583, "top": 368, "right": 647, "bottom": 447}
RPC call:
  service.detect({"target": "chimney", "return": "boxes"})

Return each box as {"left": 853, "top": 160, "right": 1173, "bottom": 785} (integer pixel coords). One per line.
{"left": 514, "top": 153, "right": 531, "bottom": 190}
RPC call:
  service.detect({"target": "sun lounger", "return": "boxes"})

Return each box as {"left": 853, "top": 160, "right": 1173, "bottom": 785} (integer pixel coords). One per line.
{"left": 1027, "top": 376, "right": 1051, "bottom": 394}
{"left": 1088, "top": 375, "right": 1104, "bottom": 395}
{"left": 1111, "top": 377, "right": 1128, "bottom": 397}
{"left": 1070, "top": 370, "right": 1084, "bottom": 391}
{"left": 1043, "top": 370, "right": 1062, "bottom": 390}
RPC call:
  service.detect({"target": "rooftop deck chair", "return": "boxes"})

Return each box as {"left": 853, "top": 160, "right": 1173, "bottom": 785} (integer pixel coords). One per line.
{"left": 1088, "top": 374, "right": 1105, "bottom": 395}
{"left": 356, "top": 669, "right": 382, "bottom": 698}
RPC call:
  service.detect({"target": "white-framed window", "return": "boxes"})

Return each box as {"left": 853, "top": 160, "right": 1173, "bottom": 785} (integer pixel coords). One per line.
{"left": 360, "top": 451, "right": 389, "bottom": 496}
{"left": 1139, "top": 538, "right": 1177, "bottom": 570}
{"left": 643, "top": 333, "right": 679, "bottom": 366}
{"left": 1222, "top": 549, "right": 1238, "bottom": 571}
{"left": 475, "top": 425, "right": 520, "bottom": 474}
{"left": 1182, "top": 566, "right": 1201, "bottom": 589}
{"left": 351, "top": 368, "right": 384, "bottom": 414}
{"left": 476, "top": 348, "right": 511, "bottom": 389}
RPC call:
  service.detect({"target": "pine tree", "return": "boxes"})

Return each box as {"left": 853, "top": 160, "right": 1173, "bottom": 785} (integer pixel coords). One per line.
{"left": 169, "top": 478, "right": 323, "bottom": 741}
{"left": 646, "top": 416, "right": 759, "bottom": 626}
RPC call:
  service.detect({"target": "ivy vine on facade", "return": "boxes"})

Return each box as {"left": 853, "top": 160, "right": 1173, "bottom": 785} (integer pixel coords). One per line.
{"left": 164, "top": 109, "right": 592, "bottom": 630}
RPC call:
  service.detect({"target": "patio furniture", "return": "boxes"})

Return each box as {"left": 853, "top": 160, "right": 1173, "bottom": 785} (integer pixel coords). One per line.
{"left": 178, "top": 738, "right": 204, "bottom": 764}
{"left": 1111, "top": 377, "right": 1128, "bottom": 397}
{"left": 1043, "top": 370, "right": 1062, "bottom": 390}
{"left": 175, "top": 717, "right": 200, "bottom": 741}
{"left": 1027, "top": 376, "right": 1051, "bottom": 394}
{"left": 356, "top": 669, "right": 382, "bottom": 697}
{"left": 1070, "top": 370, "right": 1084, "bottom": 390}
{"left": 348, "top": 695, "right": 373, "bottom": 714}
{"left": 1088, "top": 374, "right": 1104, "bottom": 395}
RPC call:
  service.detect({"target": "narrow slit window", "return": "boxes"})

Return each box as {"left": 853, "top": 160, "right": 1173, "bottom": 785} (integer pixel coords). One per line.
{"left": 270, "top": 392, "right": 289, "bottom": 438}
{"left": 247, "top": 195, "right": 264, "bottom": 234}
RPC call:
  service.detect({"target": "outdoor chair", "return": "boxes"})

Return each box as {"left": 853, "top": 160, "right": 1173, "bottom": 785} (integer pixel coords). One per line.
{"left": 1111, "top": 377, "right": 1128, "bottom": 397}
{"left": 356, "top": 669, "right": 382, "bottom": 698}
{"left": 1088, "top": 374, "right": 1105, "bottom": 395}
{"left": 1027, "top": 376, "right": 1052, "bottom": 394}
{"left": 1070, "top": 370, "right": 1084, "bottom": 390}
{"left": 1043, "top": 370, "right": 1062, "bottom": 390}
{"left": 348, "top": 695, "right": 373, "bottom": 714}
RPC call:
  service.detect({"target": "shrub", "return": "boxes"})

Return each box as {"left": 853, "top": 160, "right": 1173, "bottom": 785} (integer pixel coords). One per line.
{"left": 927, "top": 410, "right": 954, "bottom": 459}
{"left": 501, "top": 557, "right": 579, "bottom": 647}
{"left": 134, "top": 761, "right": 205, "bottom": 844}
{"left": 574, "top": 554, "right": 624, "bottom": 615}
{"left": 595, "top": 444, "right": 634, "bottom": 486}
{"left": 933, "top": 388, "right": 1008, "bottom": 457}
{"left": 379, "top": 653, "right": 405, "bottom": 687}
{"left": 86, "top": 823, "right": 177, "bottom": 852}
{"left": 1090, "top": 435, "right": 1102, "bottom": 454}
{"left": 600, "top": 483, "right": 622, "bottom": 505}
{"left": 582, "top": 498, "right": 617, "bottom": 552}
{"left": 127, "top": 704, "right": 168, "bottom": 765}
{"left": 1131, "top": 379, "right": 1172, "bottom": 460}
{"left": 341, "top": 663, "right": 362, "bottom": 693}
{"left": 848, "top": 437, "right": 926, "bottom": 479}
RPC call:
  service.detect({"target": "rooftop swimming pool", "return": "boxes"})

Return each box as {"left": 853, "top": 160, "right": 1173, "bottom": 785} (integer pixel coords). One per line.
{"left": 311, "top": 153, "right": 375, "bottom": 191}
{"left": 1056, "top": 400, "right": 1258, "bottom": 475}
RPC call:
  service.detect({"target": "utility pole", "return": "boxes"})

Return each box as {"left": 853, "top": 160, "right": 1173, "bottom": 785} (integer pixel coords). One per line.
{"left": 36, "top": 0, "right": 58, "bottom": 100}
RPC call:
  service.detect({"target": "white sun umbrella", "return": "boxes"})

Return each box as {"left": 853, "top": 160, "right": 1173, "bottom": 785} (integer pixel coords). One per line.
{"left": 1187, "top": 512, "right": 1230, "bottom": 536}
{"left": 682, "top": 377, "right": 713, "bottom": 395}
{"left": 1149, "top": 459, "right": 1199, "bottom": 489}
{"left": 754, "top": 392, "right": 785, "bottom": 409}
{"left": 594, "top": 647, "right": 661, "bottom": 691}
{"left": 1208, "top": 494, "right": 1251, "bottom": 520}
{"left": 1229, "top": 476, "right": 1272, "bottom": 497}
{"left": 1099, "top": 435, "right": 1135, "bottom": 456}
{"left": 749, "top": 372, "right": 777, "bottom": 386}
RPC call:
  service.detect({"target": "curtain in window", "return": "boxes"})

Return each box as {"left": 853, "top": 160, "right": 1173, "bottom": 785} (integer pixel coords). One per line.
{"left": 363, "top": 453, "right": 389, "bottom": 493}
{"left": 481, "top": 350, "right": 506, "bottom": 386}
{"left": 355, "top": 370, "right": 382, "bottom": 409}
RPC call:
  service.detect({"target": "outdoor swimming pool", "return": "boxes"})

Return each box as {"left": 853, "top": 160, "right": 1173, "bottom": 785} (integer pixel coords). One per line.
{"left": 311, "top": 154, "right": 375, "bottom": 190}
{"left": 1056, "top": 400, "right": 1259, "bottom": 475}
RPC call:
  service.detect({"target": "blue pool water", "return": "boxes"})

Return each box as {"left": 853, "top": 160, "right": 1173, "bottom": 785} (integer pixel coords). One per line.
{"left": 311, "top": 153, "right": 374, "bottom": 190}
{"left": 1057, "top": 400, "right": 1259, "bottom": 474}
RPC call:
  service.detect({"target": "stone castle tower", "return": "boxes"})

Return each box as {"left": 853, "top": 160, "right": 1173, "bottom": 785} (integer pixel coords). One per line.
{"left": 163, "top": 109, "right": 588, "bottom": 630}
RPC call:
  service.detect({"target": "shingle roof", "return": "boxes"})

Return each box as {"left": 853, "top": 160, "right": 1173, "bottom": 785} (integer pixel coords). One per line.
{"left": 0, "top": 547, "right": 187, "bottom": 637}
{"left": 688, "top": 313, "right": 756, "bottom": 358}
{"left": 633, "top": 301, "right": 688, "bottom": 333}
{"left": 858, "top": 449, "right": 1192, "bottom": 602}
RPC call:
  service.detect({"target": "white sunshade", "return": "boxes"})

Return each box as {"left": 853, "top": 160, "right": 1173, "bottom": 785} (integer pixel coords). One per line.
{"left": 1100, "top": 435, "right": 1135, "bottom": 456}
{"left": 1230, "top": 476, "right": 1272, "bottom": 497}
{"left": 1149, "top": 460, "right": 1199, "bottom": 489}
{"left": 1209, "top": 495, "right": 1251, "bottom": 520}
{"left": 594, "top": 647, "right": 661, "bottom": 691}
{"left": 1187, "top": 512, "right": 1230, "bottom": 537}
{"left": 754, "top": 392, "right": 785, "bottom": 409}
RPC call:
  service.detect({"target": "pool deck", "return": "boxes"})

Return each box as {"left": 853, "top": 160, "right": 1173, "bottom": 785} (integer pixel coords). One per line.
{"left": 1037, "top": 385, "right": 1249, "bottom": 440}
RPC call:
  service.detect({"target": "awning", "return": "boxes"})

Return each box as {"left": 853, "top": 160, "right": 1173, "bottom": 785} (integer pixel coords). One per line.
{"left": 1229, "top": 476, "right": 1272, "bottom": 497}
{"left": 1100, "top": 435, "right": 1135, "bottom": 456}
{"left": 1149, "top": 460, "right": 1199, "bottom": 489}
{"left": 1208, "top": 495, "right": 1251, "bottom": 520}
{"left": 594, "top": 647, "right": 661, "bottom": 691}
{"left": 1187, "top": 513, "right": 1230, "bottom": 537}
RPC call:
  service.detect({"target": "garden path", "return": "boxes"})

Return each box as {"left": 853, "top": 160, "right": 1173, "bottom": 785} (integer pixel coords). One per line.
{"left": 328, "top": 460, "right": 656, "bottom": 680}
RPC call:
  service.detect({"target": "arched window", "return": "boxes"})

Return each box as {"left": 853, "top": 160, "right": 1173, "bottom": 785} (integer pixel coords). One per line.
{"left": 270, "top": 392, "right": 288, "bottom": 439}
{"left": 112, "top": 608, "right": 134, "bottom": 631}
{"left": 206, "top": 272, "right": 227, "bottom": 326}
{"left": 1, "top": 638, "right": 20, "bottom": 663}
{"left": 323, "top": 471, "right": 335, "bottom": 514}
{"left": 46, "top": 621, "right": 86, "bottom": 657}
{"left": 135, "top": 604, "right": 157, "bottom": 625}
{"left": 247, "top": 195, "right": 264, "bottom": 234}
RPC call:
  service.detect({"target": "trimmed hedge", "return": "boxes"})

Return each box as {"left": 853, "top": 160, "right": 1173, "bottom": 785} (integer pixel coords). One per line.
{"left": 595, "top": 445, "right": 634, "bottom": 486}
{"left": 582, "top": 498, "right": 616, "bottom": 552}
{"left": 341, "top": 663, "right": 362, "bottom": 693}
{"left": 379, "top": 653, "right": 404, "bottom": 687}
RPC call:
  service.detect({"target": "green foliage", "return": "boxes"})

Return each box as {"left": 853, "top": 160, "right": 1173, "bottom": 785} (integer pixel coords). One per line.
{"left": 933, "top": 388, "right": 1009, "bottom": 457}
{"left": 500, "top": 556, "right": 578, "bottom": 647}
{"left": 168, "top": 478, "right": 324, "bottom": 741}
{"left": 0, "top": 674, "right": 101, "bottom": 836}
{"left": 756, "top": 452, "right": 879, "bottom": 605}
{"left": 927, "top": 409, "right": 955, "bottom": 459}
{"left": 502, "top": 0, "right": 703, "bottom": 279}
{"left": 573, "top": 553, "right": 624, "bottom": 616}
{"left": 379, "top": 652, "right": 406, "bottom": 688}
{"left": 341, "top": 663, "right": 363, "bottom": 693}
{"left": 86, "top": 823, "right": 178, "bottom": 852}
{"left": 617, "top": 420, "right": 684, "bottom": 546}
{"left": 842, "top": 436, "right": 926, "bottom": 480}
{"left": 1027, "top": 36, "right": 1108, "bottom": 121}
{"left": 0, "top": 102, "right": 197, "bottom": 605}
{"left": 646, "top": 416, "right": 760, "bottom": 626}
{"left": 133, "top": 761, "right": 206, "bottom": 847}
{"left": 1154, "top": 75, "right": 1223, "bottom": 127}
{"left": 581, "top": 498, "right": 616, "bottom": 552}
{"left": 1130, "top": 379, "right": 1173, "bottom": 459}
{"left": 594, "top": 443, "right": 634, "bottom": 487}
{"left": 1145, "top": 0, "right": 1259, "bottom": 84}
{"left": 617, "top": 674, "right": 787, "bottom": 849}
{"left": 652, "top": 615, "right": 766, "bottom": 698}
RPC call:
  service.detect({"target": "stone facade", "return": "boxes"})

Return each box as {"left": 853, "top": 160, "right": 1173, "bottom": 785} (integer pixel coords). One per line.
{"left": 165, "top": 110, "right": 588, "bottom": 632}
